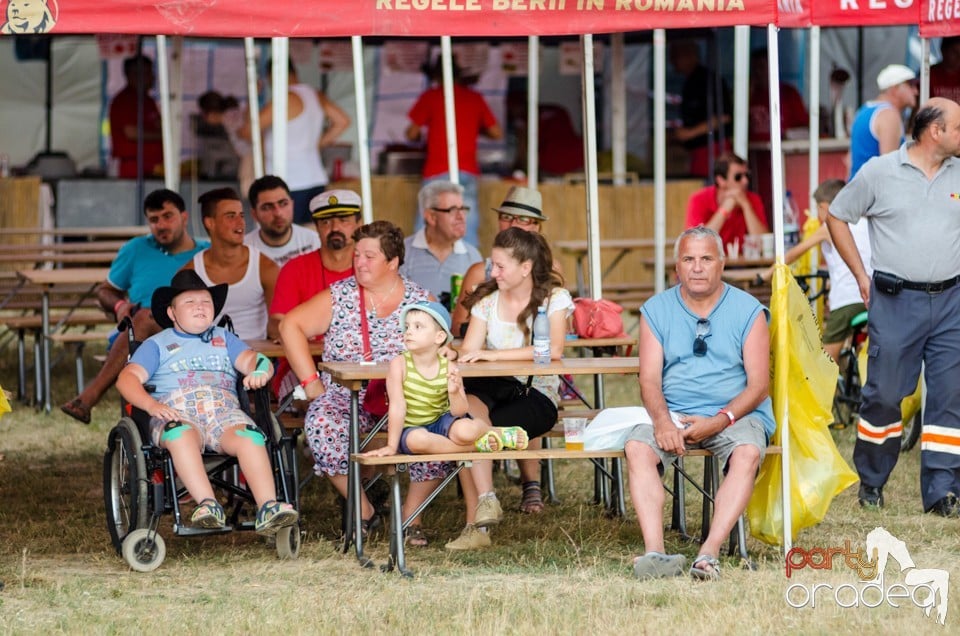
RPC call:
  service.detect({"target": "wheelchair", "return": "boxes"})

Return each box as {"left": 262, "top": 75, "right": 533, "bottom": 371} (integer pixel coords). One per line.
{"left": 102, "top": 316, "right": 302, "bottom": 572}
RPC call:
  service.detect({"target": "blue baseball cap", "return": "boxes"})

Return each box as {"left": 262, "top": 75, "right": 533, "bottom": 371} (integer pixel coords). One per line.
{"left": 400, "top": 300, "right": 453, "bottom": 344}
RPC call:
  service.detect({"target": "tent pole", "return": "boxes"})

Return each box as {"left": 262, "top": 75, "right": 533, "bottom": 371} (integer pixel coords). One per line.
{"left": 653, "top": 29, "right": 666, "bottom": 295}
{"left": 527, "top": 35, "right": 539, "bottom": 189}
{"left": 245, "top": 38, "right": 264, "bottom": 179}
{"left": 611, "top": 33, "right": 626, "bottom": 186}
{"left": 733, "top": 26, "right": 750, "bottom": 158}
{"left": 156, "top": 36, "right": 176, "bottom": 192}
{"left": 440, "top": 36, "right": 460, "bottom": 186}
{"left": 581, "top": 35, "right": 601, "bottom": 301}
{"left": 808, "top": 27, "right": 821, "bottom": 216}
{"left": 352, "top": 36, "right": 374, "bottom": 223}
{"left": 921, "top": 38, "right": 931, "bottom": 104}
{"left": 271, "top": 38, "right": 289, "bottom": 180}
{"left": 767, "top": 23, "right": 793, "bottom": 555}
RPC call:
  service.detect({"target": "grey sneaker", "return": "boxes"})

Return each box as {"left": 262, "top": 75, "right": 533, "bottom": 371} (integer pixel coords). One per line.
{"left": 445, "top": 524, "right": 491, "bottom": 551}
{"left": 474, "top": 493, "right": 503, "bottom": 528}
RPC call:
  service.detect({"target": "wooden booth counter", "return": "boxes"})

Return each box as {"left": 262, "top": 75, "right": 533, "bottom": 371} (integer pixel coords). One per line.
{"left": 329, "top": 176, "right": 702, "bottom": 298}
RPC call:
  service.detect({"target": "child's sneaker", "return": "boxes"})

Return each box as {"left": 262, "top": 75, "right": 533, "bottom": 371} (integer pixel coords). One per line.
{"left": 255, "top": 500, "right": 299, "bottom": 536}
{"left": 444, "top": 524, "right": 491, "bottom": 551}
{"left": 191, "top": 498, "right": 226, "bottom": 529}
{"left": 474, "top": 493, "right": 503, "bottom": 528}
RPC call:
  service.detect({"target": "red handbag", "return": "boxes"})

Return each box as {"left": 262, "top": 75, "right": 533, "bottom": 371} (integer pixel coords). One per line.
{"left": 358, "top": 287, "right": 389, "bottom": 418}
{"left": 572, "top": 298, "right": 626, "bottom": 339}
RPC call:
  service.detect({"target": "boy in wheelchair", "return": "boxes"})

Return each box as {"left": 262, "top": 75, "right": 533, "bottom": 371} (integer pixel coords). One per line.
{"left": 115, "top": 270, "right": 298, "bottom": 535}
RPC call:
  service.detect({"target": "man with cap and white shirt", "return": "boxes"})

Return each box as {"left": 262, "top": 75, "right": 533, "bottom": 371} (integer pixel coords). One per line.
{"left": 267, "top": 189, "right": 360, "bottom": 397}
{"left": 244, "top": 175, "right": 321, "bottom": 266}
{"left": 400, "top": 181, "right": 482, "bottom": 306}
{"left": 848, "top": 64, "right": 918, "bottom": 179}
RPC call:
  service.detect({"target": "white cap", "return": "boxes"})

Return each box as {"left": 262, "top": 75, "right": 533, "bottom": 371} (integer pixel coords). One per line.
{"left": 876, "top": 64, "right": 916, "bottom": 91}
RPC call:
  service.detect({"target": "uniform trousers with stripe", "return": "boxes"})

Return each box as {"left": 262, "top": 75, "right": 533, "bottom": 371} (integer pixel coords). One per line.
{"left": 856, "top": 281, "right": 960, "bottom": 511}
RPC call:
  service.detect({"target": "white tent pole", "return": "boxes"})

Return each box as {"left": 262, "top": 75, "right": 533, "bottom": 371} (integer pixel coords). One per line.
{"left": 733, "top": 26, "right": 750, "bottom": 158}
{"left": 156, "top": 36, "right": 176, "bottom": 191}
{"left": 527, "top": 35, "right": 539, "bottom": 189}
{"left": 244, "top": 38, "right": 264, "bottom": 179}
{"left": 169, "top": 37, "right": 183, "bottom": 194}
{"left": 808, "top": 27, "right": 821, "bottom": 216}
{"left": 611, "top": 33, "right": 626, "bottom": 186}
{"left": 352, "top": 36, "right": 374, "bottom": 223}
{"left": 440, "top": 36, "right": 460, "bottom": 185}
{"left": 767, "top": 24, "right": 792, "bottom": 555}
{"left": 581, "top": 35, "right": 601, "bottom": 300}
{"left": 654, "top": 29, "right": 666, "bottom": 295}
{"left": 921, "top": 38, "right": 931, "bottom": 104}
{"left": 271, "top": 38, "right": 289, "bottom": 179}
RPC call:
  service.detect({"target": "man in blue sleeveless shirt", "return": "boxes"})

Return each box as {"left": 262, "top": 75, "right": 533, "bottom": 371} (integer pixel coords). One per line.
{"left": 626, "top": 226, "right": 774, "bottom": 582}
{"left": 848, "top": 64, "right": 917, "bottom": 179}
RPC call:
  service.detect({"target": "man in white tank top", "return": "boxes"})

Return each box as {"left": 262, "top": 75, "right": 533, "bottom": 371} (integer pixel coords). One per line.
{"left": 240, "top": 62, "right": 351, "bottom": 225}
{"left": 185, "top": 188, "right": 280, "bottom": 341}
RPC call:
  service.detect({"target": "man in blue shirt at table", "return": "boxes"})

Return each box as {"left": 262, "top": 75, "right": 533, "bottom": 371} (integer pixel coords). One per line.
{"left": 400, "top": 181, "right": 481, "bottom": 306}
{"left": 626, "top": 226, "right": 774, "bottom": 582}
{"left": 60, "top": 189, "right": 208, "bottom": 424}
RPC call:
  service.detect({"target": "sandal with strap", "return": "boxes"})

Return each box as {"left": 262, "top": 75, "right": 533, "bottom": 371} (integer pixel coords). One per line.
{"left": 690, "top": 554, "right": 721, "bottom": 581}
{"left": 404, "top": 525, "right": 429, "bottom": 547}
{"left": 191, "top": 498, "right": 226, "bottom": 529}
{"left": 255, "top": 499, "right": 299, "bottom": 536}
{"left": 475, "top": 431, "right": 503, "bottom": 452}
{"left": 499, "top": 426, "right": 529, "bottom": 450}
{"left": 519, "top": 481, "right": 544, "bottom": 514}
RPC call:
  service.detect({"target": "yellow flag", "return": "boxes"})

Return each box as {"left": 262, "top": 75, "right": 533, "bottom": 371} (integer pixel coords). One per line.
{"left": 746, "top": 264, "right": 858, "bottom": 545}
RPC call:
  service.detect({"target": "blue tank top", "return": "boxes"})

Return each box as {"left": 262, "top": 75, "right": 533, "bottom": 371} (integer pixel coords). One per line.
{"left": 849, "top": 101, "right": 899, "bottom": 179}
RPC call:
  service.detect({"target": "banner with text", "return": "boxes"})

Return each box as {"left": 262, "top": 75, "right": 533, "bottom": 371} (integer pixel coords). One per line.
{"left": 0, "top": 0, "right": 779, "bottom": 38}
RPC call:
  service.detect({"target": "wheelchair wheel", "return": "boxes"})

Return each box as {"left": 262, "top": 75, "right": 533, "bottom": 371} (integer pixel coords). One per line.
{"left": 275, "top": 524, "right": 301, "bottom": 560}
{"left": 900, "top": 407, "right": 923, "bottom": 453}
{"left": 121, "top": 528, "right": 166, "bottom": 572}
{"left": 103, "top": 418, "right": 149, "bottom": 554}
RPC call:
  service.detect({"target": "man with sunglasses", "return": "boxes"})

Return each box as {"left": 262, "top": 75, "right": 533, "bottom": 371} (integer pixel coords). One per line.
{"left": 400, "top": 181, "right": 482, "bottom": 303}
{"left": 626, "top": 226, "right": 774, "bottom": 581}
{"left": 685, "top": 153, "right": 768, "bottom": 255}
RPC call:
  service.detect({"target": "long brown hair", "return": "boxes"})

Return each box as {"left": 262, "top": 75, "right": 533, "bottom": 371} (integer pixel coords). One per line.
{"left": 463, "top": 227, "right": 563, "bottom": 336}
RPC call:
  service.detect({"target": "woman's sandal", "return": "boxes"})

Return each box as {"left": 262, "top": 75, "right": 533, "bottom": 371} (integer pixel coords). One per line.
{"left": 191, "top": 498, "right": 226, "bottom": 529}
{"left": 690, "top": 554, "right": 721, "bottom": 581}
{"left": 498, "top": 426, "right": 529, "bottom": 450}
{"left": 404, "top": 525, "right": 429, "bottom": 547}
{"left": 519, "top": 480, "right": 545, "bottom": 514}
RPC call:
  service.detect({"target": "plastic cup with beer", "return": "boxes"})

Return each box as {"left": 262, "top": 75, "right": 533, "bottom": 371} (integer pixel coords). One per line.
{"left": 562, "top": 417, "right": 587, "bottom": 451}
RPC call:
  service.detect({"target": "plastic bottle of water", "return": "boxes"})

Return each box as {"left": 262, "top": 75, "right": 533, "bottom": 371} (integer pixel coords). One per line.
{"left": 783, "top": 190, "right": 800, "bottom": 248}
{"left": 533, "top": 306, "right": 551, "bottom": 364}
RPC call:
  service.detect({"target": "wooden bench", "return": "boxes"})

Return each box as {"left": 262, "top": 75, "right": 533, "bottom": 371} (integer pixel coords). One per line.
{"left": 351, "top": 444, "right": 781, "bottom": 576}
{"left": 49, "top": 329, "right": 114, "bottom": 394}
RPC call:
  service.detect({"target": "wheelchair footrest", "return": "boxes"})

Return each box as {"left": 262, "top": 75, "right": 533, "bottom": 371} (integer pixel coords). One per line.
{"left": 174, "top": 525, "right": 235, "bottom": 537}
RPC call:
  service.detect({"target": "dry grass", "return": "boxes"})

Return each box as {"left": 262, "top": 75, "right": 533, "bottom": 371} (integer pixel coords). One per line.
{"left": 0, "top": 336, "right": 956, "bottom": 634}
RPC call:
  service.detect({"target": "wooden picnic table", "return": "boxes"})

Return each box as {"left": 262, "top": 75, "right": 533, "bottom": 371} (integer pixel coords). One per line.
{"left": 0, "top": 241, "right": 126, "bottom": 253}
{"left": 16, "top": 267, "right": 110, "bottom": 413}
{"left": 322, "top": 356, "right": 639, "bottom": 563}
{"left": 0, "top": 252, "right": 117, "bottom": 265}
{"left": 0, "top": 226, "right": 147, "bottom": 239}
{"left": 555, "top": 238, "right": 671, "bottom": 298}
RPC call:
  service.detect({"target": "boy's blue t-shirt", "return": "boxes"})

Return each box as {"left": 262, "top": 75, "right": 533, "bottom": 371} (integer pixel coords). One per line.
{"left": 129, "top": 326, "right": 248, "bottom": 397}
{"left": 640, "top": 284, "right": 776, "bottom": 437}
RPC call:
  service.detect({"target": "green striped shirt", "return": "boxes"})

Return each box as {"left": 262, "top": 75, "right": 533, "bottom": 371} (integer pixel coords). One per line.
{"left": 402, "top": 351, "right": 450, "bottom": 427}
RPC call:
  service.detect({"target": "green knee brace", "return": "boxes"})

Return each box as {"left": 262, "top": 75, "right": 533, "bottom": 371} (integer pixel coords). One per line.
{"left": 160, "top": 421, "right": 191, "bottom": 442}
{"left": 237, "top": 426, "right": 266, "bottom": 446}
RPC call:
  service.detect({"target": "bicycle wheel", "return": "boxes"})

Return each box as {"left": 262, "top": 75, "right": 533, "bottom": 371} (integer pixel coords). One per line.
{"left": 900, "top": 407, "right": 922, "bottom": 453}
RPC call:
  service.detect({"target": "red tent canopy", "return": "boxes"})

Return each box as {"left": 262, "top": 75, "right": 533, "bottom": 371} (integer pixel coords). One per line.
{"left": 1, "top": 0, "right": 783, "bottom": 37}
{"left": 921, "top": 0, "right": 960, "bottom": 36}
{"left": 809, "top": 0, "right": 918, "bottom": 26}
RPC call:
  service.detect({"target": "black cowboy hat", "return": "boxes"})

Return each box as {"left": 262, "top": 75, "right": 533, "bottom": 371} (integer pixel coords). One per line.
{"left": 151, "top": 270, "right": 228, "bottom": 329}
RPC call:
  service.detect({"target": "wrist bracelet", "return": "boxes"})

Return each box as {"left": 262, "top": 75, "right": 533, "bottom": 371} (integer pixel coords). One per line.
{"left": 718, "top": 408, "right": 736, "bottom": 427}
{"left": 113, "top": 299, "right": 126, "bottom": 316}
{"left": 299, "top": 372, "right": 320, "bottom": 388}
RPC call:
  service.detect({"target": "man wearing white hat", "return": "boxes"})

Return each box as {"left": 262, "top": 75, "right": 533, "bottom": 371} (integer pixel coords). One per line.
{"left": 848, "top": 63, "right": 918, "bottom": 179}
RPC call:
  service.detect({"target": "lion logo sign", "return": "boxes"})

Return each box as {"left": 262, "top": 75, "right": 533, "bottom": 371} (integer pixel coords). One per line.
{"left": 1, "top": 0, "right": 57, "bottom": 35}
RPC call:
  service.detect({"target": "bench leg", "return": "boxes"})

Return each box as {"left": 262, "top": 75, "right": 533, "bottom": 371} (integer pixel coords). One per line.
{"left": 701, "top": 456, "right": 718, "bottom": 544}
{"left": 33, "top": 332, "right": 42, "bottom": 408}
{"left": 541, "top": 438, "right": 559, "bottom": 504}
{"left": 16, "top": 328, "right": 26, "bottom": 402}
{"left": 74, "top": 343, "right": 86, "bottom": 394}
{"left": 610, "top": 457, "right": 626, "bottom": 517}
{"left": 670, "top": 457, "right": 689, "bottom": 539}
{"left": 385, "top": 469, "right": 410, "bottom": 577}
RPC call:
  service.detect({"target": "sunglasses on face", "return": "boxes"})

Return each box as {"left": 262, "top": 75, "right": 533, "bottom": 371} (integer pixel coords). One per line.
{"left": 498, "top": 213, "right": 539, "bottom": 226}
{"left": 731, "top": 171, "right": 751, "bottom": 183}
{"left": 430, "top": 205, "right": 470, "bottom": 215}
{"left": 693, "top": 319, "right": 710, "bottom": 357}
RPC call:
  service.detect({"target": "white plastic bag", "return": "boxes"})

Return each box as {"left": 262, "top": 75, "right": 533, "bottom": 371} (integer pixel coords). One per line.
{"left": 583, "top": 406, "right": 651, "bottom": 450}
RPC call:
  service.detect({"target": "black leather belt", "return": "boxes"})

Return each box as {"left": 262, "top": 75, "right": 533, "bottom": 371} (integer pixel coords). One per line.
{"left": 901, "top": 275, "right": 960, "bottom": 294}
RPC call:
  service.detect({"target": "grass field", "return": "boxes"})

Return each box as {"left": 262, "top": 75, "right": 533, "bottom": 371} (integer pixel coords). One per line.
{"left": 0, "top": 338, "right": 955, "bottom": 634}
